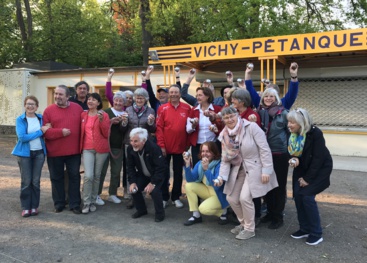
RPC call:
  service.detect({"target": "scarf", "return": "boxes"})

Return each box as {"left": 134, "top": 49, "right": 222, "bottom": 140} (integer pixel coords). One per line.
{"left": 258, "top": 102, "right": 284, "bottom": 134}
{"left": 218, "top": 117, "right": 243, "bottom": 166}
{"left": 288, "top": 132, "right": 306, "bottom": 157}
{"left": 197, "top": 159, "right": 220, "bottom": 185}
{"left": 133, "top": 103, "right": 148, "bottom": 118}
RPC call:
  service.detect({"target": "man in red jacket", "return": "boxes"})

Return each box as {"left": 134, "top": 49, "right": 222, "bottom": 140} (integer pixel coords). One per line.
{"left": 43, "top": 85, "right": 83, "bottom": 214}
{"left": 156, "top": 84, "right": 191, "bottom": 208}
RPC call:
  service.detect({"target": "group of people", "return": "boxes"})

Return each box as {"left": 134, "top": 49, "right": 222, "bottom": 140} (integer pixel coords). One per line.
{"left": 12, "top": 62, "right": 332, "bottom": 246}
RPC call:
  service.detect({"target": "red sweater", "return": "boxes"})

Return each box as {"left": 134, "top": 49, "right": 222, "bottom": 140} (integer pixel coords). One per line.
{"left": 240, "top": 107, "right": 261, "bottom": 127}
{"left": 43, "top": 102, "right": 83, "bottom": 157}
{"left": 187, "top": 104, "right": 222, "bottom": 146}
{"left": 156, "top": 102, "right": 191, "bottom": 154}
{"left": 80, "top": 111, "right": 110, "bottom": 153}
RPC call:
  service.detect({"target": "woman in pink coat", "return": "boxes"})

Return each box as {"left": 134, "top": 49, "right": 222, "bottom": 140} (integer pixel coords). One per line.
{"left": 216, "top": 107, "right": 278, "bottom": 240}
{"left": 80, "top": 93, "right": 110, "bottom": 214}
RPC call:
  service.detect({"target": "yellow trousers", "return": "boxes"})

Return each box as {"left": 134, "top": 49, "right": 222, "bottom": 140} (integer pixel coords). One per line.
{"left": 185, "top": 182, "right": 222, "bottom": 217}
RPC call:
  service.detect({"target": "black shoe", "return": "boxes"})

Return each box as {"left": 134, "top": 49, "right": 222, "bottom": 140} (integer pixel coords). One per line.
{"left": 54, "top": 207, "right": 64, "bottom": 213}
{"left": 70, "top": 207, "right": 81, "bottom": 214}
{"left": 260, "top": 214, "right": 272, "bottom": 224}
{"left": 126, "top": 199, "right": 134, "bottom": 209}
{"left": 132, "top": 210, "right": 147, "bottom": 219}
{"left": 155, "top": 216, "right": 165, "bottom": 222}
{"left": 184, "top": 216, "right": 202, "bottom": 226}
{"left": 255, "top": 217, "right": 261, "bottom": 228}
{"left": 218, "top": 214, "right": 228, "bottom": 225}
{"left": 268, "top": 220, "right": 284, "bottom": 229}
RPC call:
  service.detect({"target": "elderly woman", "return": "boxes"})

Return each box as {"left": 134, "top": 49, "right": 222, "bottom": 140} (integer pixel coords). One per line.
{"left": 183, "top": 142, "right": 229, "bottom": 226}
{"left": 97, "top": 91, "right": 127, "bottom": 205}
{"left": 12, "top": 95, "right": 49, "bottom": 217}
{"left": 257, "top": 88, "right": 289, "bottom": 229}
{"left": 121, "top": 88, "right": 156, "bottom": 208}
{"left": 287, "top": 108, "right": 332, "bottom": 246}
{"left": 186, "top": 87, "right": 222, "bottom": 166}
{"left": 217, "top": 107, "right": 278, "bottom": 240}
{"left": 80, "top": 93, "right": 110, "bottom": 214}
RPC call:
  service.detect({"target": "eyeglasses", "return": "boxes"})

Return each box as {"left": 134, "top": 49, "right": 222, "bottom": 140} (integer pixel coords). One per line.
{"left": 222, "top": 114, "right": 237, "bottom": 121}
{"left": 26, "top": 103, "right": 36, "bottom": 106}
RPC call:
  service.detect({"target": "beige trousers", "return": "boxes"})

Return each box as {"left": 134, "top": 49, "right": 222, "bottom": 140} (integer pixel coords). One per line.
{"left": 226, "top": 169, "right": 255, "bottom": 231}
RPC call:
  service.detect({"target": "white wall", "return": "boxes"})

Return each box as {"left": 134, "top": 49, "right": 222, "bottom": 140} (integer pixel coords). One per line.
{"left": 324, "top": 133, "right": 367, "bottom": 157}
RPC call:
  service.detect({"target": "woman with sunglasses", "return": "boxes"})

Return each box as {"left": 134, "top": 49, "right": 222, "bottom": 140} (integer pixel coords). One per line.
{"left": 287, "top": 108, "right": 332, "bottom": 246}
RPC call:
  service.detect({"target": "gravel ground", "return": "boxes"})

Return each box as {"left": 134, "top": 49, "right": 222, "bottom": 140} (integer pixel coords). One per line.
{"left": 0, "top": 135, "right": 366, "bottom": 263}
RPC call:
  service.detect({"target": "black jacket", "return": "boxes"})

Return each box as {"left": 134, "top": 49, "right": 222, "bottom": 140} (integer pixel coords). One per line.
{"left": 127, "top": 139, "right": 166, "bottom": 185}
{"left": 292, "top": 126, "right": 333, "bottom": 196}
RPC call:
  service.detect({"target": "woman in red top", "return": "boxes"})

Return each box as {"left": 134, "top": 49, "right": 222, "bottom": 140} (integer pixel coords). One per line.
{"left": 231, "top": 89, "right": 261, "bottom": 127}
{"left": 186, "top": 87, "right": 222, "bottom": 166}
{"left": 80, "top": 93, "right": 110, "bottom": 214}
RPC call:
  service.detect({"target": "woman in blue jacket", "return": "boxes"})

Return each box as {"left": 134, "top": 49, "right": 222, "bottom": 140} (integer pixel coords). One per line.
{"left": 12, "top": 95, "right": 49, "bottom": 217}
{"left": 183, "top": 141, "right": 229, "bottom": 226}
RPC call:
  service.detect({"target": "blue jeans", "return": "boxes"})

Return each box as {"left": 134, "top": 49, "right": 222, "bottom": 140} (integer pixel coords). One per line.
{"left": 47, "top": 154, "right": 81, "bottom": 210}
{"left": 293, "top": 182, "right": 323, "bottom": 237}
{"left": 17, "top": 150, "right": 45, "bottom": 210}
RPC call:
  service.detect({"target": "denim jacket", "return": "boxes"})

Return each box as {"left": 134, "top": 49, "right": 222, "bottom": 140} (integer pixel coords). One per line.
{"left": 12, "top": 113, "right": 47, "bottom": 157}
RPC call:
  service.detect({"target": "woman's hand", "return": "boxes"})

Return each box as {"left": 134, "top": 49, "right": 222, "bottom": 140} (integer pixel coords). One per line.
{"left": 209, "top": 124, "right": 218, "bottom": 133}
{"left": 290, "top": 62, "right": 298, "bottom": 79}
{"left": 97, "top": 110, "right": 104, "bottom": 122}
{"left": 111, "top": 116, "right": 122, "bottom": 125}
{"left": 182, "top": 152, "right": 191, "bottom": 167}
{"left": 201, "top": 157, "right": 209, "bottom": 171}
{"left": 41, "top": 125, "right": 50, "bottom": 134}
{"left": 226, "top": 71, "right": 234, "bottom": 86}
{"left": 107, "top": 69, "right": 114, "bottom": 82}
{"left": 190, "top": 117, "right": 198, "bottom": 129}
{"left": 121, "top": 112, "right": 129, "bottom": 125}
{"left": 261, "top": 174, "right": 270, "bottom": 184}
{"left": 298, "top": 177, "right": 309, "bottom": 187}
{"left": 248, "top": 114, "right": 257, "bottom": 123}
{"left": 213, "top": 176, "right": 224, "bottom": 187}
{"left": 289, "top": 157, "right": 299, "bottom": 168}
{"left": 147, "top": 114, "right": 155, "bottom": 125}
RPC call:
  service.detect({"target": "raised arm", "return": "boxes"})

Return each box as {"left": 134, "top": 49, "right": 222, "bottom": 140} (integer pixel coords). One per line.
{"left": 181, "top": 69, "right": 198, "bottom": 107}
{"left": 281, "top": 62, "right": 299, "bottom": 110}
{"left": 145, "top": 66, "right": 159, "bottom": 111}
{"left": 105, "top": 70, "right": 114, "bottom": 106}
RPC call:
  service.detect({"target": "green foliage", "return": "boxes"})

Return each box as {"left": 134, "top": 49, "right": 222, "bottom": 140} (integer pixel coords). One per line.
{"left": 0, "top": 0, "right": 364, "bottom": 69}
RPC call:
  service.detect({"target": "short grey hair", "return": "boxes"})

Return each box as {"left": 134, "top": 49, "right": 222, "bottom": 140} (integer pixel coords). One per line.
{"left": 124, "top": 90, "right": 134, "bottom": 97}
{"left": 232, "top": 89, "right": 252, "bottom": 108}
{"left": 113, "top": 91, "right": 126, "bottom": 102}
{"left": 221, "top": 106, "right": 238, "bottom": 117}
{"left": 287, "top": 108, "right": 313, "bottom": 134}
{"left": 129, "top": 127, "right": 148, "bottom": 141}
{"left": 266, "top": 83, "right": 280, "bottom": 94}
{"left": 260, "top": 88, "right": 281, "bottom": 106}
{"left": 134, "top": 88, "right": 149, "bottom": 101}
{"left": 57, "top": 85, "right": 70, "bottom": 97}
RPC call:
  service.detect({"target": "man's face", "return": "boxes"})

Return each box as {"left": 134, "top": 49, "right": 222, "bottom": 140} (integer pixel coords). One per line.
{"left": 158, "top": 90, "right": 168, "bottom": 104}
{"left": 76, "top": 84, "right": 88, "bottom": 99}
{"left": 130, "top": 134, "right": 146, "bottom": 151}
{"left": 169, "top": 86, "right": 181, "bottom": 103}
{"left": 54, "top": 87, "right": 68, "bottom": 107}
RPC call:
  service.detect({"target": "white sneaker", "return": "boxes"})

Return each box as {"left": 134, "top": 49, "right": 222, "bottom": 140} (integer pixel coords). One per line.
{"left": 82, "top": 204, "right": 90, "bottom": 214}
{"left": 172, "top": 199, "right": 184, "bottom": 208}
{"left": 163, "top": 200, "right": 168, "bottom": 209}
{"left": 108, "top": 195, "right": 121, "bottom": 204}
{"left": 95, "top": 195, "right": 105, "bottom": 206}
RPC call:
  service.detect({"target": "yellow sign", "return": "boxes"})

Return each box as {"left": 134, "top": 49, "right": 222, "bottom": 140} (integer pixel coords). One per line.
{"left": 149, "top": 28, "right": 367, "bottom": 63}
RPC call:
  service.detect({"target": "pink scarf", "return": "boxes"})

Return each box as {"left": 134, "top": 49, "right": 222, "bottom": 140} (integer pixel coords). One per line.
{"left": 218, "top": 117, "right": 243, "bottom": 166}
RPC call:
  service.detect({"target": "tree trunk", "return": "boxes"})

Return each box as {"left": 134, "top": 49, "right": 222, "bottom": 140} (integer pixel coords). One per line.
{"left": 139, "top": 0, "right": 152, "bottom": 66}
